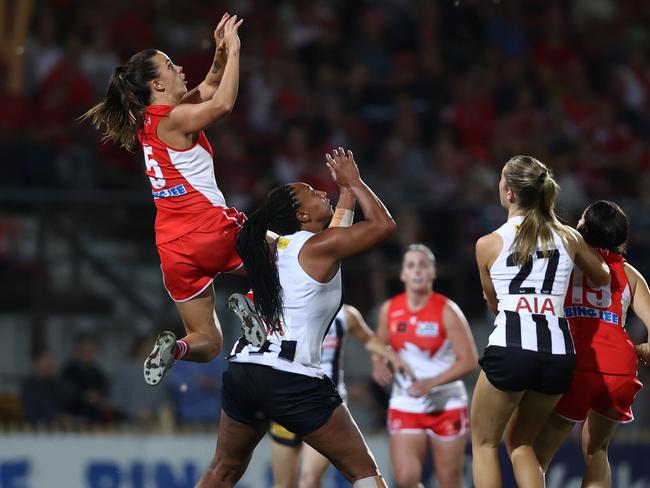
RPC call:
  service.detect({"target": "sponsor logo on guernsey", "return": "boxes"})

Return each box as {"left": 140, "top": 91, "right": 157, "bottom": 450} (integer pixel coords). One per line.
{"left": 390, "top": 309, "right": 406, "bottom": 318}
{"left": 277, "top": 237, "right": 290, "bottom": 250}
{"left": 564, "top": 306, "right": 620, "bottom": 325}
{"left": 515, "top": 296, "right": 556, "bottom": 315}
{"left": 416, "top": 321, "right": 439, "bottom": 337}
{"left": 152, "top": 184, "right": 187, "bottom": 198}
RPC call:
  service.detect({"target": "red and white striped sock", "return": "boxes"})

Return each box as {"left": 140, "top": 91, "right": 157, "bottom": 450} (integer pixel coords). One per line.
{"left": 174, "top": 339, "right": 190, "bottom": 361}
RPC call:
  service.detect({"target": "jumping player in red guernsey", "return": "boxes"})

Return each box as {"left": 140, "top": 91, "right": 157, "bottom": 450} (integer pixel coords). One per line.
{"left": 81, "top": 14, "right": 265, "bottom": 386}
{"left": 372, "top": 244, "right": 478, "bottom": 488}
{"left": 534, "top": 201, "right": 650, "bottom": 487}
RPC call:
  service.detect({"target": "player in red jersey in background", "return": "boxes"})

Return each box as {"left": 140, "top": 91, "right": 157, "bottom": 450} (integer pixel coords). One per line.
{"left": 533, "top": 200, "right": 650, "bottom": 487}
{"left": 81, "top": 13, "right": 266, "bottom": 386}
{"left": 372, "top": 244, "right": 478, "bottom": 488}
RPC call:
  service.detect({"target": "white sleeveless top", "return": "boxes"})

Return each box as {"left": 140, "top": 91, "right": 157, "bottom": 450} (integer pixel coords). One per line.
{"left": 488, "top": 216, "right": 575, "bottom": 355}
{"left": 229, "top": 230, "right": 343, "bottom": 377}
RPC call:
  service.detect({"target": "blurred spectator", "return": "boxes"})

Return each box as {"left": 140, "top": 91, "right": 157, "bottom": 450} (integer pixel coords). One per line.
{"left": 112, "top": 334, "right": 166, "bottom": 428}
{"left": 20, "top": 348, "right": 67, "bottom": 425}
{"left": 60, "top": 333, "right": 111, "bottom": 424}
{"left": 166, "top": 356, "right": 227, "bottom": 424}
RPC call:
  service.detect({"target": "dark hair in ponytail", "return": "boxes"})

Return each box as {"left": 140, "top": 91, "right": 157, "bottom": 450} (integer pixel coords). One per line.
{"left": 503, "top": 155, "right": 571, "bottom": 266}
{"left": 80, "top": 49, "right": 159, "bottom": 151}
{"left": 579, "top": 200, "right": 628, "bottom": 254}
{"left": 235, "top": 185, "right": 302, "bottom": 327}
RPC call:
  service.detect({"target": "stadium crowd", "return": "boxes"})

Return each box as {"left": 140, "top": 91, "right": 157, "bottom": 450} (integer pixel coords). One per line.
{"left": 2, "top": 0, "right": 650, "bottom": 432}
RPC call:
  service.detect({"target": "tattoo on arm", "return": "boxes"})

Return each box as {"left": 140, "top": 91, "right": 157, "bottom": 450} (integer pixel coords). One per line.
{"left": 211, "top": 61, "right": 221, "bottom": 74}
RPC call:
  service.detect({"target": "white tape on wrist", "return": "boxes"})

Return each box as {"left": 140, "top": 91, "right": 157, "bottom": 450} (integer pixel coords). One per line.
{"left": 329, "top": 208, "right": 354, "bottom": 228}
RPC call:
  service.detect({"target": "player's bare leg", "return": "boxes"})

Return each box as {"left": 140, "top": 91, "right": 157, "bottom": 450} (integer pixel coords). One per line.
{"left": 581, "top": 411, "right": 618, "bottom": 488}
{"left": 144, "top": 286, "right": 222, "bottom": 385}
{"left": 503, "top": 390, "right": 562, "bottom": 488}
{"left": 302, "top": 404, "right": 388, "bottom": 486}
{"left": 532, "top": 412, "right": 575, "bottom": 472}
{"left": 471, "top": 372, "right": 523, "bottom": 488}
{"left": 196, "top": 410, "right": 268, "bottom": 488}
{"left": 389, "top": 432, "right": 427, "bottom": 488}
{"left": 271, "top": 440, "right": 301, "bottom": 488}
{"left": 299, "top": 442, "right": 331, "bottom": 488}
{"left": 430, "top": 434, "right": 467, "bottom": 488}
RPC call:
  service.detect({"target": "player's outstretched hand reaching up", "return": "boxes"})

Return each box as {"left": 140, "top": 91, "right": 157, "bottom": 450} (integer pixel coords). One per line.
{"left": 325, "top": 147, "right": 361, "bottom": 189}
{"left": 223, "top": 14, "right": 244, "bottom": 52}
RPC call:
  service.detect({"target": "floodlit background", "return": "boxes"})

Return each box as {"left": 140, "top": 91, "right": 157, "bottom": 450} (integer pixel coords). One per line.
{"left": 1, "top": 0, "right": 649, "bottom": 486}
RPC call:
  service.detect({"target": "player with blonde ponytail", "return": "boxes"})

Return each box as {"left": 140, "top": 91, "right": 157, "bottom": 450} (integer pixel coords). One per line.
{"left": 472, "top": 155, "right": 611, "bottom": 488}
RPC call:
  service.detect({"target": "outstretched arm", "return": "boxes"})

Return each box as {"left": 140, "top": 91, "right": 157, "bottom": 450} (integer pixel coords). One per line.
{"left": 328, "top": 177, "right": 356, "bottom": 228}
{"left": 167, "top": 15, "right": 243, "bottom": 134}
{"left": 301, "top": 148, "right": 396, "bottom": 268}
{"left": 371, "top": 301, "right": 394, "bottom": 386}
{"left": 182, "top": 13, "right": 231, "bottom": 104}
{"left": 568, "top": 226, "right": 610, "bottom": 288}
{"left": 345, "top": 305, "right": 414, "bottom": 380}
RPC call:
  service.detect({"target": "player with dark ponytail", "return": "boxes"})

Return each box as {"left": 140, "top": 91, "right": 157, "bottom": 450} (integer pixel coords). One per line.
{"left": 81, "top": 14, "right": 267, "bottom": 387}
{"left": 234, "top": 185, "right": 301, "bottom": 328}
{"left": 197, "top": 148, "right": 395, "bottom": 488}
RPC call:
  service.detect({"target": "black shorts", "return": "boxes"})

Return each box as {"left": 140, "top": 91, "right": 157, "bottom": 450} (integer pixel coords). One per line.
{"left": 222, "top": 362, "right": 343, "bottom": 437}
{"left": 479, "top": 345, "right": 576, "bottom": 395}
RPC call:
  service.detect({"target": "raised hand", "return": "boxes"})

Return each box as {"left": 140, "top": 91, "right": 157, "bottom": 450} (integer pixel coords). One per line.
{"left": 214, "top": 13, "right": 230, "bottom": 65}
{"left": 223, "top": 14, "right": 244, "bottom": 53}
{"left": 325, "top": 147, "right": 361, "bottom": 189}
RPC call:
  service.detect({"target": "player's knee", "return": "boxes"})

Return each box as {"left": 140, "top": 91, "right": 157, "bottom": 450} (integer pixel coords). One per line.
{"left": 582, "top": 436, "right": 609, "bottom": 458}
{"left": 298, "top": 471, "right": 320, "bottom": 488}
{"left": 394, "top": 466, "right": 420, "bottom": 487}
{"left": 199, "top": 327, "right": 223, "bottom": 360}
{"left": 205, "top": 339, "right": 222, "bottom": 360}
{"left": 436, "top": 466, "right": 462, "bottom": 488}
{"left": 472, "top": 432, "right": 500, "bottom": 449}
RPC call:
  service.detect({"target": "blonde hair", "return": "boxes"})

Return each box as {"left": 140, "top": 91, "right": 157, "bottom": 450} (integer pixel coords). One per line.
{"left": 503, "top": 155, "right": 569, "bottom": 266}
{"left": 404, "top": 243, "right": 436, "bottom": 267}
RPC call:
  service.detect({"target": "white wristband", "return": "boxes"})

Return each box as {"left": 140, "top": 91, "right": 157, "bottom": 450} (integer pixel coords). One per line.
{"left": 329, "top": 208, "right": 354, "bottom": 228}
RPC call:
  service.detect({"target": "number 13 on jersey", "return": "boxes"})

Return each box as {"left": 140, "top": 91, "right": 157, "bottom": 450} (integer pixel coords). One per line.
{"left": 570, "top": 267, "right": 612, "bottom": 308}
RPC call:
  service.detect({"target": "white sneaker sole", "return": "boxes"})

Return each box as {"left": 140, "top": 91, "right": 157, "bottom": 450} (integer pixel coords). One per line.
{"left": 144, "top": 331, "right": 176, "bottom": 386}
{"left": 228, "top": 293, "right": 268, "bottom": 347}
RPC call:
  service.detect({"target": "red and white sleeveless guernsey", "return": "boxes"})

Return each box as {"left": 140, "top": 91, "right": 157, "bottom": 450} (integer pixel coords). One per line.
{"left": 387, "top": 292, "right": 468, "bottom": 413}
{"left": 556, "top": 249, "right": 643, "bottom": 422}
{"left": 564, "top": 249, "right": 636, "bottom": 375}
{"left": 138, "top": 105, "right": 232, "bottom": 245}
{"left": 137, "top": 105, "right": 245, "bottom": 301}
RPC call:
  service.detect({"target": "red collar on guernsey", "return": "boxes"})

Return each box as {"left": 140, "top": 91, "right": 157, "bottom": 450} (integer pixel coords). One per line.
{"left": 595, "top": 248, "right": 625, "bottom": 264}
